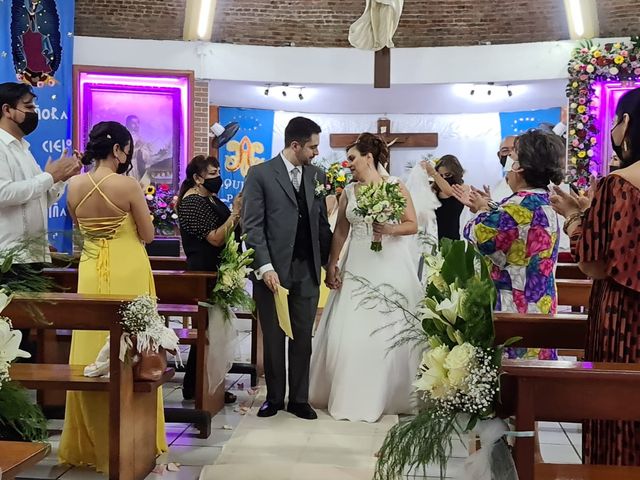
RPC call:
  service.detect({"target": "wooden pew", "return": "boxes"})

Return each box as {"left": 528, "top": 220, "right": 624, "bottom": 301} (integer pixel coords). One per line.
{"left": 499, "top": 360, "right": 640, "bottom": 480}
{"left": 556, "top": 262, "right": 587, "bottom": 280}
{"left": 556, "top": 278, "right": 592, "bottom": 309}
{"left": 4, "top": 293, "right": 174, "bottom": 480}
{"left": 494, "top": 312, "right": 588, "bottom": 350}
{"left": 0, "top": 441, "right": 50, "bottom": 480}
{"left": 41, "top": 268, "right": 221, "bottom": 420}
{"left": 148, "top": 256, "right": 187, "bottom": 270}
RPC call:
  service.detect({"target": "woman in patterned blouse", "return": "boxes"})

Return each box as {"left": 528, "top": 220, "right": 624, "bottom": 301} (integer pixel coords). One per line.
{"left": 454, "top": 129, "right": 565, "bottom": 360}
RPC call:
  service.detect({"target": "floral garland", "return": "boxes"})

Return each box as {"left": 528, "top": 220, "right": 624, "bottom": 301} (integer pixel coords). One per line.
{"left": 566, "top": 36, "right": 640, "bottom": 185}
{"left": 145, "top": 184, "right": 179, "bottom": 236}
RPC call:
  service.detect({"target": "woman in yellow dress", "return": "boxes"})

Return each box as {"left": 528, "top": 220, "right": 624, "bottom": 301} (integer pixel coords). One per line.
{"left": 59, "top": 121, "right": 168, "bottom": 473}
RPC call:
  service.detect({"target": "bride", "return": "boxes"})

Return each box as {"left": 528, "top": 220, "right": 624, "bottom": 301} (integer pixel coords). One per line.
{"left": 309, "top": 133, "right": 424, "bottom": 423}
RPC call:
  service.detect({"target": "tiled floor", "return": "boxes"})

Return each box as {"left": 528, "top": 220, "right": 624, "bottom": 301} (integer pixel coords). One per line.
{"left": 16, "top": 326, "right": 583, "bottom": 480}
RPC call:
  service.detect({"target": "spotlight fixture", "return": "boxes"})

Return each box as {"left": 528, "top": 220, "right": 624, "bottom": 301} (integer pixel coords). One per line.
{"left": 487, "top": 89, "right": 492, "bottom": 96}
{"left": 470, "top": 89, "right": 475, "bottom": 96}
{"left": 282, "top": 89, "right": 287, "bottom": 97}
{"left": 298, "top": 92, "right": 304, "bottom": 100}
{"left": 264, "top": 87, "right": 269, "bottom": 96}
{"left": 508, "top": 89, "right": 513, "bottom": 97}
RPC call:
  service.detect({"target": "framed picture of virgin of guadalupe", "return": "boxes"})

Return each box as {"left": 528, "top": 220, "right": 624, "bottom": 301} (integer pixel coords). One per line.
{"left": 73, "top": 66, "right": 194, "bottom": 190}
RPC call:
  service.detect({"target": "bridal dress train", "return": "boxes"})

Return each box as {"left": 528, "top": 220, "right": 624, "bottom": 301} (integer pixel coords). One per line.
{"left": 309, "top": 178, "right": 424, "bottom": 423}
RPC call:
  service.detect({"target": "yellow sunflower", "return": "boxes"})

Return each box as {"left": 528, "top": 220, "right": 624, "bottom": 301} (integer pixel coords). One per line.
{"left": 145, "top": 185, "right": 156, "bottom": 196}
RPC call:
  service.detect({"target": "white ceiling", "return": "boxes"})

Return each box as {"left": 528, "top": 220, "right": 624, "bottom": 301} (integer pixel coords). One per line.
{"left": 209, "top": 79, "right": 568, "bottom": 115}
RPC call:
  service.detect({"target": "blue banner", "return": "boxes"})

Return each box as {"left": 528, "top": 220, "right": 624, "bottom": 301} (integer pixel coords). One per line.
{"left": 0, "top": 0, "right": 74, "bottom": 252}
{"left": 499, "top": 107, "right": 561, "bottom": 139}
{"left": 217, "top": 107, "right": 274, "bottom": 207}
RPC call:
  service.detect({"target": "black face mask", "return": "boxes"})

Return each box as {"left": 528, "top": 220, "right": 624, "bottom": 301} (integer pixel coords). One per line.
{"left": 14, "top": 109, "right": 38, "bottom": 135}
{"left": 444, "top": 176, "right": 457, "bottom": 185}
{"left": 115, "top": 149, "right": 131, "bottom": 175}
{"left": 203, "top": 176, "right": 223, "bottom": 194}
{"left": 609, "top": 164, "right": 621, "bottom": 172}
{"left": 498, "top": 154, "right": 508, "bottom": 168}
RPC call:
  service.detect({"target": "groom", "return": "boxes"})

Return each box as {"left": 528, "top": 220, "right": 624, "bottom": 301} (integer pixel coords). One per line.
{"left": 242, "top": 116, "right": 332, "bottom": 419}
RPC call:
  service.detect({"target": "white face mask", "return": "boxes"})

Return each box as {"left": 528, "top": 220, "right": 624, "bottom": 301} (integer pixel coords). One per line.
{"left": 502, "top": 156, "right": 515, "bottom": 176}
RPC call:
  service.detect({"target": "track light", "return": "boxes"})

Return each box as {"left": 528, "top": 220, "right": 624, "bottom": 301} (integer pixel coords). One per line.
{"left": 282, "top": 89, "right": 287, "bottom": 97}
{"left": 264, "top": 88, "right": 269, "bottom": 96}
{"left": 508, "top": 89, "right": 513, "bottom": 97}
{"left": 298, "top": 92, "right": 304, "bottom": 100}
{"left": 470, "top": 89, "right": 475, "bottom": 96}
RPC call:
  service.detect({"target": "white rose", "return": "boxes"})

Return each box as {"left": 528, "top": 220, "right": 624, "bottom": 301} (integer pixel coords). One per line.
{"left": 371, "top": 203, "right": 384, "bottom": 213}
{"left": 444, "top": 343, "right": 476, "bottom": 371}
{"left": 414, "top": 364, "right": 448, "bottom": 397}
{"left": 376, "top": 214, "right": 389, "bottom": 223}
{"left": 447, "top": 366, "right": 468, "bottom": 389}
{"left": 364, "top": 215, "right": 374, "bottom": 224}
{"left": 423, "top": 345, "right": 449, "bottom": 370}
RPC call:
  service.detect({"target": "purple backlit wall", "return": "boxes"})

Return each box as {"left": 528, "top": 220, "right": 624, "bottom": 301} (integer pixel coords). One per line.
{"left": 593, "top": 81, "right": 640, "bottom": 175}
{"left": 74, "top": 68, "right": 193, "bottom": 188}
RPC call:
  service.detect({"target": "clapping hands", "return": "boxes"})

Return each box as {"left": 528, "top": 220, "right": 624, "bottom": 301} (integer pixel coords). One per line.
{"left": 450, "top": 184, "right": 492, "bottom": 213}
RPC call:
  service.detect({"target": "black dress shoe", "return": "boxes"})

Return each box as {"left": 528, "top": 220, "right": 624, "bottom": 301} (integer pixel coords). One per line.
{"left": 287, "top": 402, "right": 317, "bottom": 420}
{"left": 257, "top": 401, "right": 284, "bottom": 418}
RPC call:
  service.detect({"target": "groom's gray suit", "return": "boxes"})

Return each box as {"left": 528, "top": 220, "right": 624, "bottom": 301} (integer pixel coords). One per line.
{"left": 242, "top": 154, "right": 332, "bottom": 406}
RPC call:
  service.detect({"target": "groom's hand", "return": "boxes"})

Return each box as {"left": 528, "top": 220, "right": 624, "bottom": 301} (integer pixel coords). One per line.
{"left": 263, "top": 270, "right": 280, "bottom": 293}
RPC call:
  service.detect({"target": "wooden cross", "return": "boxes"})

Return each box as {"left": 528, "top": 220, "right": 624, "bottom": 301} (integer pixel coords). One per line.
{"left": 374, "top": 47, "right": 391, "bottom": 88}
{"left": 329, "top": 118, "right": 438, "bottom": 168}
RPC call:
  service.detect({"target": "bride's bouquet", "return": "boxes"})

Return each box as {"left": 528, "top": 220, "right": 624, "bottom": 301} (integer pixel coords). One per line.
{"left": 363, "top": 240, "right": 519, "bottom": 480}
{"left": 353, "top": 181, "right": 406, "bottom": 251}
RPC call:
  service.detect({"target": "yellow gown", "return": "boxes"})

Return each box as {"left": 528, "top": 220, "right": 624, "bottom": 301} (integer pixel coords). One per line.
{"left": 58, "top": 174, "right": 168, "bottom": 473}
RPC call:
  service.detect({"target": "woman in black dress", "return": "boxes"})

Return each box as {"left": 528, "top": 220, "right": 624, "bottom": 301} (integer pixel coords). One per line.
{"left": 176, "top": 155, "right": 242, "bottom": 402}
{"left": 421, "top": 154, "right": 467, "bottom": 240}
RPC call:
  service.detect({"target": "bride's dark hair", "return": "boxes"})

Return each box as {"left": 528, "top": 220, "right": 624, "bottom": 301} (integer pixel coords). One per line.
{"left": 347, "top": 132, "right": 389, "bottom": 170}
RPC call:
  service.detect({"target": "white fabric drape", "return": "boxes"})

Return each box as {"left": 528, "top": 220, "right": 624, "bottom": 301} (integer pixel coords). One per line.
{"left": 206, "top": 305, "right": 238, "bottom": 393}
{"left": 348, "top": 0, "right": 404, "bottom": 51}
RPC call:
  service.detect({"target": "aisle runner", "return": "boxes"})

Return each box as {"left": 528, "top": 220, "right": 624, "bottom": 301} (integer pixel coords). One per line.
{"left": 199, "top": 388, "right": 398, "bottom": 480}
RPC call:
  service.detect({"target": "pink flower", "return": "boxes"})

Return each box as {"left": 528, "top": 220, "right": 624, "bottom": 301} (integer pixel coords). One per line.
{"left": 621, "top": 50, "right": 629, "bottom": 57}
{"left": 578, "top": 97, "right": 586, "bottom": 104}
{"left": 572, "top": 139, "right": 580, "bottom": 147}
{"left": 590, "top": 58, "right": 598, "bottom": 65}
{"left": 635, "top": 68, "right": 640, "bottom": 76}
{"left": 579, "top": 74, "right": 589, "bottom": 81}
{"left": 581, "top": 48, "right": 589, "bottom": 54}
{"left": 581, "top": 115, "right": 589, "bottom": 123}
{"left": 590, "top": 137, "right": 597, "bottom": 145}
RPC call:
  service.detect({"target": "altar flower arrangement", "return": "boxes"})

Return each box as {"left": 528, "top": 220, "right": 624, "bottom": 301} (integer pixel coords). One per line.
{"left": 204, "top": 231, "right": 255, "bottom": 322}
{"left": 566, "top": 36, "right": 640, "bottom": 185}
{"left": 314, "top": 161, "right": 352, "bottom": 198}
{"left": 145, "top": 183, "right": 179, "bottom": 236}
{"left": 369, "top": 239, "right": 520, "bottom": 480}
{"left": 353, "top": 181, "right": 407, "bottom": 252}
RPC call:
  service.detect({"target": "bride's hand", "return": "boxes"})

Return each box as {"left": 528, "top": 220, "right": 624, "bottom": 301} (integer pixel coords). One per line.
{"left": 325, "top": 264, "right": 342, "bottom": 290}
{"left": 372, "top": 222, "right": 395, "bottom": 236}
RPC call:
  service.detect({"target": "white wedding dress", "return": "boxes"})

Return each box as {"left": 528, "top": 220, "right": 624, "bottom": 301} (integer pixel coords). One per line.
{"left": 309, "top": 178, "right": 424, "bottom": 423}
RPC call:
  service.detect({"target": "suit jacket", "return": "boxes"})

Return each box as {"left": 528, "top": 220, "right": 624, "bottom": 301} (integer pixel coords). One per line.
{"left": 242, "top": 155, "right": 333, "bottom": 288}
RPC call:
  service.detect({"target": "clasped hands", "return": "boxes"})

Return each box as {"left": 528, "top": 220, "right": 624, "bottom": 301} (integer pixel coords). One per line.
{"left": 325, "top": 264, "right": 342, "bottom": 290}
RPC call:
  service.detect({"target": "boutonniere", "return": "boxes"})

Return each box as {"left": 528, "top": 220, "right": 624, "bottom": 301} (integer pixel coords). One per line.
{"left": 314, "top": 173, "right": 329, "bottom": 198}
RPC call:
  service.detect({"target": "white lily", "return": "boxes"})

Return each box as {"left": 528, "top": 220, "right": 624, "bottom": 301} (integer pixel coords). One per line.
{"left": 0, "top": 318, "right": 31, "bottom": 363}
{"left": 0, "top": 290, "right": 12, "bottom": 314}
{"left": 435, "top": 285, "right": 466, "bottom": 324}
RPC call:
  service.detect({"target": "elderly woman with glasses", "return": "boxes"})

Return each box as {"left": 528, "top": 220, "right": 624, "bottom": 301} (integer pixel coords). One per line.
{"left": 453, "top": 129, "right": 565, "bottom": 360}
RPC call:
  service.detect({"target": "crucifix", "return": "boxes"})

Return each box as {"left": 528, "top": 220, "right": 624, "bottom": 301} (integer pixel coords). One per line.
{"left": 329, "top": 118, "right": 438, "bottom": 169}
{"left": 374, "top": 47, "right": 391, "bottom": 88}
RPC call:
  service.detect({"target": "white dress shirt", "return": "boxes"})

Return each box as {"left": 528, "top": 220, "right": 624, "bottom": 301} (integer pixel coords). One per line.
{"left": 0, "top": 127, "right": 65, "bottom": 263}
{"left": 255, "top": 152, "right": 301, "bottom": 279}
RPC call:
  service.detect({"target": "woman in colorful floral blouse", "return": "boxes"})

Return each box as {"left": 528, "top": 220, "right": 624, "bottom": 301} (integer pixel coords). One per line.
{"left": 454, "top": 129, "right": 565, "bottom": 360}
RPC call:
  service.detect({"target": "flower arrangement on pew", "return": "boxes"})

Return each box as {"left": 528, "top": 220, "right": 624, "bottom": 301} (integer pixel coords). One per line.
{"left": 354, "top": 239, "right": 520, "bottom": 480}
{"left": 204, "top": 231, "right": 255, "bottom": 322}
{"left": 0, "top": 244, "right": 52, "bottom": 442}
{"left": 145, "top": 183, "right": 179, "bottom": 236}
{"left": 117, "top": 295, "right": 181, "bottom": 380}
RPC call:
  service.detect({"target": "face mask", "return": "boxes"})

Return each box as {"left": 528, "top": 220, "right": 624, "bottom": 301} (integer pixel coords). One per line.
{"left": 203, "top": 176, "right": 223, "bottom": 194}
{"left": 499, "top": 154, "right": 508, "bottom": 168}
{"left": 444, "top": 176, "right": 456, "bottom": 185}
{"left": 13, "top": 109, "right": 38, "bottom": 135}
{"left": 502, "top": 156, "right": 515, "bottom": 177}
{"left": 114, "top": 148, "right": 131, "bottom": 175}
{"left": 611, "top": 132, "right": 626, "bottom": 163}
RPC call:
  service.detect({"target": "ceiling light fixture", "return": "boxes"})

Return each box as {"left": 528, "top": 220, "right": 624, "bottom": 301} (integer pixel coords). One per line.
{"left": 470, "top": 89, "right": 475, "bottom": 96}
{"left": 298, "top": 92, "right": 304, "bottom": 100}
{"left": 282, "top": 89, "right": 287, "bottom": 97}
{"left": 264, "top": 86, "right": 270, "bottom": 96}
{"left": 196, "top": 0, "right": 213, "bottom": 39}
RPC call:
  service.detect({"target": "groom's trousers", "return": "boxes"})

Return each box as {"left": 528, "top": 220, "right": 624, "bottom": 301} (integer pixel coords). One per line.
{"left": 254, "top": 257, "right": 319, "bottom": 405}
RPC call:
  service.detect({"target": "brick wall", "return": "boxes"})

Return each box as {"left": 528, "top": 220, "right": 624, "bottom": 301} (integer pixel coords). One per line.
{"left": 193, "top": 81, "right": 210, "bottom": 157}
{"left": 75, "top": 0, "right": 640, "bottom": 48}
{"left": 75, "top": 0, "right": 186, "bottom": 40}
